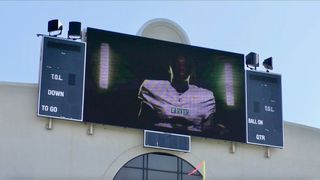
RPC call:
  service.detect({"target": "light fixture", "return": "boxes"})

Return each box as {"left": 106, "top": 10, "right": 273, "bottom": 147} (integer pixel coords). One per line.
{"left": 263, "top": 57, "right": 273, "bottom": 72}
{"left": 246, "top": 52, "right": 259, "bottom": 70}
{"left": 48, "top": 19, "right": 63, "bottom": 37}
{"left": 68, "top": 21, "right": 82, "bottom": 40}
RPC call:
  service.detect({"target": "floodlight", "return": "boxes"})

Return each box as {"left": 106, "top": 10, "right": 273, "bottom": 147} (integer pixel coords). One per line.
{"left": 48, "top": 19, "right": 63, "bottom": 37}
{"left": 246, "top": 52, "right": 259, "bottom": 70}
{"left": 263, "top": 57, "right": 273, "bottom": 72}
{"left": 68, "top": 21, "right": 82, "bottom": 40}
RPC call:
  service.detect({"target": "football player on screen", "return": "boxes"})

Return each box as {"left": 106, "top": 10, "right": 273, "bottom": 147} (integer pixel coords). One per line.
{"left": 138, "top": 55, "right": 216, "bottom": 132}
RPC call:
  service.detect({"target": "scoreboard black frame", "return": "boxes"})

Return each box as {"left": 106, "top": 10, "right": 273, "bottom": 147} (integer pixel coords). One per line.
{"left": 246, "top": 70, "right": 284, "bottom": 148}
{"left": 37, "top": 36, "right": 86, "bottom": 121}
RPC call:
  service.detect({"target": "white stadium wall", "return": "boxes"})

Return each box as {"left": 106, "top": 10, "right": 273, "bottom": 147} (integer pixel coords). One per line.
{"left": 0, "top": 82, "right": 320, "bottom": 179}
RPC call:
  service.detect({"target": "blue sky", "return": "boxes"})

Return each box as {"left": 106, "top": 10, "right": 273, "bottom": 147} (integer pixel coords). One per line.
{"left": 1, "top": 1, "right": 320, "bottom": 128}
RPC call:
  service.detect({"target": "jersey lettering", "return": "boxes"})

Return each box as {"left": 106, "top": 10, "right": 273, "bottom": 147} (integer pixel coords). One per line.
{"left": 171, "top": 107, "right": 189, "bottom": 116}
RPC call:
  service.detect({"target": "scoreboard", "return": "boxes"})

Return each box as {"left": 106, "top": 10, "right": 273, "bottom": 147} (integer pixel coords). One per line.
{"left": 246, "top": 70, "right": 283, "bottom": 148}
{"left": 36, "top": 28, "right": 284, "bottom": 148}
{"left": 37, "top": 36, "right": 86, "bottom": 121}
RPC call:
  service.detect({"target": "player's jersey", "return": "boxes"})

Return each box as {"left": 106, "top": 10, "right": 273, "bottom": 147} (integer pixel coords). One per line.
{"left": 138, "top": 80, "right": 216, "bottom": 131}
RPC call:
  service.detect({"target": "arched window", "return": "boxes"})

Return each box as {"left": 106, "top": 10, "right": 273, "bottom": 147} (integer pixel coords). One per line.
{"left": 114, "top": 153, "right": 202, "bottom": 180}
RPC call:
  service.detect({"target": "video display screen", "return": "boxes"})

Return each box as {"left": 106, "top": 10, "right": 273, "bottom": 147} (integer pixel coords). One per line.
{"left": 84, "top": 27, "right": 246, "bottom": 142}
